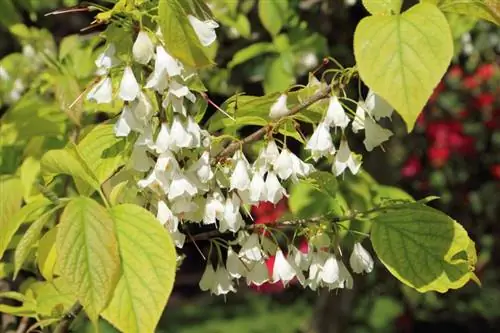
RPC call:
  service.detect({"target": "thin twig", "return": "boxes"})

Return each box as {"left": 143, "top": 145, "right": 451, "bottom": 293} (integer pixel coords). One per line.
{"left": 214, "top": 80, "right": 339, "bottom": 161}
{"left": 15, "top": 317, "right": 29, "bottom": 333}
{"left": 54, "top": 303, "right": 83, "bottom": 333}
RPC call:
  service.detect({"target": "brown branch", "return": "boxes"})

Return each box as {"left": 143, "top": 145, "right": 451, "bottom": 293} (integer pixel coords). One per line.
{"left": 214, "top": 80, "right": 338, "bottom": 161}
{"left": 54, "top": 303, "right": 83, "bottom": 333}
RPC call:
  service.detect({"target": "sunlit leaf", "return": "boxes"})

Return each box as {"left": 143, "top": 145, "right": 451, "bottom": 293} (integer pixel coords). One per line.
{"left": 371, "top": 204, "right": 478, "bottom": 292}
{"left": 354, "top": 2, "right": 453, "bottom": 130}
{"left": 258, "top": 0, "right": 288, "bottom": 36}
{"left": 102, "top": 204, "right": 176, "bottom": 333}
{"left": 362, "top": 0, "right": 403, "bottom": 15}
{"left": 56, "top": 197, "right": 120, "bottom": 322}
{"left": 0, "top": 176, "right": 23, "bottom": 258}
{"left": 422, "top": 0, "right": 500, "bottom": 25}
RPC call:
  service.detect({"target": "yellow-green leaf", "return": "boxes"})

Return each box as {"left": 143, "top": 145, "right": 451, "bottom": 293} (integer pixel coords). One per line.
{"left": 258, "top": 0, "right": 288, "bottom": 36}
{"left": 371, "top": 204, "right": 478, "bottom": 293}
{"left": 158, "top": 0, "right": 213, "bottom": 68}
{"left": 103, "top": 204, "right": 176, "bottom": 333}
{"left": 14, "top": 208, "right": 57, "bottom": 277}
{"left": 77, "top": 124, "right": 129, "bottom": 185}
{"left": 0, "top": 175, "right": 23, "bottom": 258}
{"left": 56, "top": 197, "right": 120, "bottom": 322}
{"left": 30, "top": 278, "right": 75, "bottom": 318}
{"left": 40, "top": 148, "right": 100, "bottom": 193}
{"left": 37, "top": 227, "right": 58, "bottom": 282}
{"left": 362, "top": 0, "right": 403, "bottom": 15}
{"left": 422, "top": 0, "right": 500, "bottom": 25}
{"left": 354, "top": 2, "right": 453, "bottom": 131}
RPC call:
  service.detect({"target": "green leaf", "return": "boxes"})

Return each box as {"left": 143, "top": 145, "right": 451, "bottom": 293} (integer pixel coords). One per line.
{"left": 56, "top": 197, "right": 120, "bottom": 322}
{"left": 263, "top": 55, "right": 296, "bottom": 94}
{"left": 40, "top": 148, "right": 100, "bottom": 193}
{"left": 30, "top": 278, "right": 75, "bottom": 318}
{"left": 354, "top": 2, "right": 453, "bottom": 131}
{"left": 258, "top": 0, "right": 288, "bottom": 36}
{"left": 362, "top": 0, "right": 403, "bottom": 15}
{"left": 19, "top": 156, "right": 41, "bottom": 202}
{"left": 371, "top": 204, "right": 478, "bottom": 293}
{"left": 0, "top": 0, "right": 21, "bottom": 28}
{"left": 102, "top": 204, "right": 176, "bottom": 333}
{"left": 422, "top": 0, "right": 500, "bottom": 25}
{"left": 37, "top": 227, "right": 58, "bottom": 281}
{"left": 14, "top": 208, "right": 57, "bottom": 277}
{"left": 0, "top": 291, "right": 36, "bottom": 317}
{"left": 158, "top": 0, "right": 213, "bottom": 68}
{"left": 0, "top": 176, "right": 23, "bottom": 258}
{"left": 228, "top": 42, "right": 276, "bottom": 68}
{"left": 0, "top": 198, "right": 53, "bottom": 260}
{"left": 77, "top": 124, "right": 128, "bottom": 186}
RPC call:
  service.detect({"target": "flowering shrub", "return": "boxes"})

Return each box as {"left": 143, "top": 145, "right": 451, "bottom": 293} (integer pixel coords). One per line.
{"left": 0, "top": 0, "right": 497, "bottom": 332}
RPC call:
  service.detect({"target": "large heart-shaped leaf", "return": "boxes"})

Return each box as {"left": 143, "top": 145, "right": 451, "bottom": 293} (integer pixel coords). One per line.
{"left": 102, "top": 204, "right": 176, "bottom": 333}
{"left": 371, "top": 204, "right": 477, "bottom": 293}
{"left": 56, "top": 197, "right": 120, "bottom": 322}
{"left": 354, "top": 2, "right": 453, "bottom": 130}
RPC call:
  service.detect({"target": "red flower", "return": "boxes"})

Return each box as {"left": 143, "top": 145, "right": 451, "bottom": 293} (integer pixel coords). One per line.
{"left": 448, "top": 132, "right": 476, "bottom": 155}
{"left": 491, "top": 164, "right": 500, "bottom": 180}
{"left": 475, "top": 93, "right": 495, "bottom": 109}
{"left": 401, "top": 155, "right": 422, "bottom": 178}
{"left": 252, "top": 199, "right": 287, "bottom": 225}
{"left": 448, "top": 65, "right": 463, "bottom": 79}
{"left": 463, "top": 75, "right": 479, "bottom": 90}
{"left": 475, "top": 64, "right": 496, "bottom": 81}
{"left": 428, "top": 146, "right": 450, "bottom": 168}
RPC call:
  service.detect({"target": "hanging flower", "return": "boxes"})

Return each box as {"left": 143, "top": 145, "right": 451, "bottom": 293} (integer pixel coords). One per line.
{"left": 352, "top": 102, "right": 366, "bottom": 133}
{"left": 324, "top": 96, "right": 350, "bottom": 129}
{"left": 306, "top": 121, "right": 335, "bottom": 160}
{"left": 133, "top": 30, "right": 155, "bottom": 65}
{"left": 230, "top": 151, "right": 251, "bottom": 191}
{"left": 246, "top": 260, "right": 270, "bottom": 286}
{"left": 203, "top": 191, "right": 225, "bottom": 225}
{"left": 349, "top": 242, "right": 374, "bottom": 274}
{"left": 333, "top": 139, "right": 362, "bottom": 176}
{"left": 227, "top": 247, "right": 247, "bottom": 279}
{"left": 364, "top": 89, "right": 393, "bottom": 120}
{"left": 211, "top": 266, "right": 236, "bottom": 296}
{"left": 119, "top": 66, "right": 140, "bottom": 101}
{"left": 264, "top": 171, "right": 287, "bottom": 204}
{"left": 87, "top": 76, "right": 112, "bottom": 104}
{"left": 199, "top": 263, "right": 216, "bottom": 291}
{"left": 239, "top": 233, "right": 263, "bottom": 262}
{"left": 272, "top": 250, "right": 297, "bottom": 285}
{"left": 187, "top": 15, "right": 219, "bottom": 46}
{"left": 269, "top": 94, "right": 290, "bottom": 119}
{"left": 220, "top": 193, "right": 245, "bottom": 232}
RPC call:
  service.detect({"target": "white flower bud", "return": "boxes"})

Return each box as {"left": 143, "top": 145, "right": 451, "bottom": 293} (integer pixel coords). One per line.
{"left": 274, "top": 149, "right": 294, "bottom": 180}
{"left": 187, "top": 15, "right": 219, "bottom": 47}
{"left": 349, "top": 242, "right": 374, "bottom": 274}
{"left": 269, "top": 94, "right": 289, "bottom": 119}
{"left": 204, "top": 192, "right": 225, "bottom": 225}
{"left": 167, "top": 171, "right": 198, "bottom": 201}
{"left": 320, "top": 254, "right": 339, "bottom": 284}
{"left": 352, "top": 102, "right": 366, "bottom": 133}
{"left": 133, "top": 31, "right": 155, "bottom": 64}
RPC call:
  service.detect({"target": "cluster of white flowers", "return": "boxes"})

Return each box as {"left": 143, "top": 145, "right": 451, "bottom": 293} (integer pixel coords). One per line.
{"left": 199, "top": 231, "right": 374, "bottom": 295}
{"left": 86, "top": 13, "right": 379, "bottom": 295}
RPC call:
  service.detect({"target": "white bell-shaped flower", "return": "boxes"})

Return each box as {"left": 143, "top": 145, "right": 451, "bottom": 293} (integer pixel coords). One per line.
{"left": 269, "top": 94, "right": 290, "bottom": 119}
{"left": 274, "top": 149, "right": 294, "bottom": 180}
{"left": 133, "top": 30, "right": 155, "bottom": 65}
{"left": 306, "top": 121, "right": 334, "bottom": 160}
{"left": 114, "top": 105, "right": 137, "bottom": 137}
{"left": 363, "top": 116, "right": 393, "bottom": 151}
{"left": 335, "top": 259, "right": 353, "bottom": 289}
{"left": 365, "top": 89, "right": 393, "bottom": 120}
{"left": 264, "top": 171, "right": 287, "bottom": 204}
{"left": 170, "top": 116, "right": 193, "bottom": 149}
{"left": 333, "top": 139, "right": 362, "bottom": 176}
{"left": 227, "top": 247, "right": 247, "bottom": 279}
{"left": 319, "top": 254, "right": 339, "bottom": 284}
{"left": 220, "top": 193, "right": 245, "bottom": 232}
{"left": 119, "top": 66, "right": 140, "bottom": 101}
{"left": 145, "top": 46, "right": 182, "bottom": 92}
{"left": 249, "top": 171, "right": 267, "bottom": 203}
{"left": 199, "top": 263, "right": 216, "bottom": 291}
{"left": 190, "top": 151, "right": 213, "bottom": 183}
{"left": 133, "top": 92, "right": 154, "bottom": 122}
{"left": 352, "top": 102, "right": 366, "bottom": 133}
{"left": 230, "top": 152, "right": 251, "bottom": 191}
{"left": 156, "top": 200, "right": 178, "bottom": 229}
{"left": 272, "top": 250, "right": 296, "bottom": 284}
{"left": 290, "top": 245, "right": 311, "bottom": 271}
{"left": 87, "top": 76, "right": 112, "bottom": 104}
{"left": 188, "top": 15, "right": 219, "bottom": 46}
{"left": 253, "top": 140, "right": 280, "bottom": 172}
{"left": 289, "top": 152, "right": 314, "bottom": 182}
{"left": 167, "top": 171, "right": 198, "bottom": 201}
{"left": 324, "top": 96, "right": 350, "bottom": 129}
{"left": 239, "top": 233, "right": 263, "bottom": 262}
{"left": 349, "top": 242, "right": 374, "bottom": 274}
{"left": 186, "top": 116, "right": 201, "bottom": 147}
{"left": 307, "top": 251, "right": 328, "bottom": 291}
{"left": 155, "top": 123, "right": 172, "bottom": 153}
{"left": 211, "top": 266, "right": 236, "bottom": 296}
{"left": 246, "top": 260, "right": 269, "bottom": 286}
{"left": 171, "top": 196, "right": 199, "bottom": 215}
{"left": 163, "top": 80, "right": 196, "bottom": 116}
{"left": 95, "top": 44, "right": 117, "bottom": 73}
{"left": 203, "top": 192, "right": 225, "bottom": 225}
